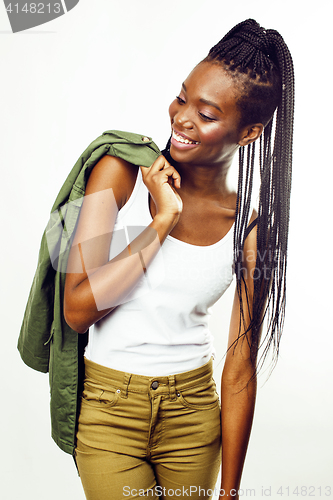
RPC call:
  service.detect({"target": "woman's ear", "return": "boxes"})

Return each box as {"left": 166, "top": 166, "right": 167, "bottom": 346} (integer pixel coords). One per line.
{"left": 238, "top": 124, "right": 264, "bottom": 146}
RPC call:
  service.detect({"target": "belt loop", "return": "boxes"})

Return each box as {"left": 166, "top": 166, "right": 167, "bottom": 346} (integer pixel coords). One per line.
{"left": 169, "top": 375, "right": 177, "bottom": 401}
{"left": 121, "top": 373, "right": 131, "bottom": 398}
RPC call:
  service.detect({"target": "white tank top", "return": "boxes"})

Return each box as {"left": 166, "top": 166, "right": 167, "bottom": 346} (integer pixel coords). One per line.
{"left": 85, "top": 169, "right": 235, "bottom": 376}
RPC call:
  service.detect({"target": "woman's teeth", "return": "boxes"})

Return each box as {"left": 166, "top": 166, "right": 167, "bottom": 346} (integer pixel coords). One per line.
{"left": 172, "top": 130, "right": 199, "bottom": 145}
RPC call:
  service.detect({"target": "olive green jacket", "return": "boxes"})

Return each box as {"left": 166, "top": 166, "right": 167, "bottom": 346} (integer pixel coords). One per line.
{"left": 18, "top": 130, "right": 161, "bottom": 455}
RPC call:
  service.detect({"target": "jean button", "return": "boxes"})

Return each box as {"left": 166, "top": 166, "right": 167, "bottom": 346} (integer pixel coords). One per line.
{"left": 151, "top": 381, "right": 159, "bottom": 390}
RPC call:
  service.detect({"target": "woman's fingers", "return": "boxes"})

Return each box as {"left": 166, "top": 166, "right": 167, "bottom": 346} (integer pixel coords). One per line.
{"left": 140, "top": 156, "right": 181, "bottom": 188}
{"left": 140, "top": 156, "right": 182, "bottom": 220}
{"left": 164, "top": 166, "right": 181, "bottom": 189}
{"left": 145, "top": 155, "right": 169, "bottom": 172}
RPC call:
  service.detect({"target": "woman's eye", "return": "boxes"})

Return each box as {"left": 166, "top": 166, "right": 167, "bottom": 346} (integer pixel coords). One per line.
{"left": 176, "top": 95, "right": 185, "bottom": 104}
{"left": 199, "top": 112, "right": 215, "bottom": 121}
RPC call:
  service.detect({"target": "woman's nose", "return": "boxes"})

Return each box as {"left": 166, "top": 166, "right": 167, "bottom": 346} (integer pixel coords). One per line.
{"left": 174, "top": 106, "right": 193, "bottom": 129}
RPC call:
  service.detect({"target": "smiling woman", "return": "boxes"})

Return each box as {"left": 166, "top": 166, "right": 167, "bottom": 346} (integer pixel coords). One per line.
{"left": 19, "top": 18, "right": 294, "bottom": 500}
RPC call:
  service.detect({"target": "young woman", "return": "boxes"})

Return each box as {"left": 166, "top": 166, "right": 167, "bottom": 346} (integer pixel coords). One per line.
{"left": 63, "top": 19, "right": 294, "bottom": 500}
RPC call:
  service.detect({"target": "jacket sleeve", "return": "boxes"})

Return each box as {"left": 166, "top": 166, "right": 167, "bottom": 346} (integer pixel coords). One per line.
{"left": 17, "top": 231, "right": 55, "bottom": 373}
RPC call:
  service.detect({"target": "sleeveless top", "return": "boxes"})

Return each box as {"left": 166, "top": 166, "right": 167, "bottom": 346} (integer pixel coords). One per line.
{"left": 84, "top": 169, "right": 235, "bottom": 376}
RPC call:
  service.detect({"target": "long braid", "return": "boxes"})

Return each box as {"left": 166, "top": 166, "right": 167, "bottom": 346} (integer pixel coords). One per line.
{"left": 163, "top": 19, "right": 294, "bottom": 372}
{"left": 208, "top": 19, "right": 295, "bottom": 370}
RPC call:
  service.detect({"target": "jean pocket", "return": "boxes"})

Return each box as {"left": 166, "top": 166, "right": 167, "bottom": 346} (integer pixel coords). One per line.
{"left": 81, "top": 380, "right": 120, "bottom": 409}
{"left": 177, "top": 379, "right": 220, "bottom": 410}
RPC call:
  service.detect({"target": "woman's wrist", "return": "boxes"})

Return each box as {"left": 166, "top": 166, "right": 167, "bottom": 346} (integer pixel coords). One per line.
{"left": 151, "top": 212, "right": 180, "bottom": 240}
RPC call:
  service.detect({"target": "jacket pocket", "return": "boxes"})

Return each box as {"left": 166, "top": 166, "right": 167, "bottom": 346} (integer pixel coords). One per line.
{"left": 177, "top": 379, "right": 220, "bottom": 410}
{"left": 81, "top": 381, "right": 120, "bottom": 409}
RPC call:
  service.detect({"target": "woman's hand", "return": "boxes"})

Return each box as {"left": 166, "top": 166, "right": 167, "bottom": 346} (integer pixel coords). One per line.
{"left": 140, "top": 155, "right": 182, "bottom": 229}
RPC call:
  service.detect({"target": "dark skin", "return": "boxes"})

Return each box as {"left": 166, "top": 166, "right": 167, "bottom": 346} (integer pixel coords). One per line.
{"left": 64, "top": 61, "right": 264, "bottom": 500}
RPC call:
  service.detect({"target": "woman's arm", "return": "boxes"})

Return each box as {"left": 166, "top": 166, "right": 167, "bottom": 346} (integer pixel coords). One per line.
{"left": 64, "top": 154, "right": 182, "bottom": 333}
{"left": 219, "top": 216, "right": 259, "bottom": 500}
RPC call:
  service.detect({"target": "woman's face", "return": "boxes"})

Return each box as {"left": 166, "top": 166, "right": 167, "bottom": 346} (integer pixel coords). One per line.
{"left": 169, "top": 61, "right": 244, "bottom": 167}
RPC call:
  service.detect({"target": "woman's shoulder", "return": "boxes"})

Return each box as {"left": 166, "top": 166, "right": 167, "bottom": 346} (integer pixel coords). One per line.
{"left": 243, "top": 207, "right": 258, "bottom": 256}
{"left": 86, "top": 155, "right": 139, "bottom": 210}
{"left": 248, "top": 207, "right": 258, "bottom": 226}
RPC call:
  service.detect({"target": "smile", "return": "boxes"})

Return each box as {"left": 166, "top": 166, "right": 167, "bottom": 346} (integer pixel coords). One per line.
{"left": 172, "top": 130, "right": 199, "bottom": 145}
{"left": 171, "top": 129, "right": 200, "bottom": 150}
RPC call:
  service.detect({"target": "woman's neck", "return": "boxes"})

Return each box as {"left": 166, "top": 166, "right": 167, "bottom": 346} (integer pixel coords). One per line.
{"left": 175, "top": 161, "right": 234, "bottom": 202}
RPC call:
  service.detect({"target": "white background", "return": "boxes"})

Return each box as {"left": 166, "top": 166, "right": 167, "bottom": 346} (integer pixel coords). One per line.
{"left": 1, "top": 1, "right": 332, "bottom": 499}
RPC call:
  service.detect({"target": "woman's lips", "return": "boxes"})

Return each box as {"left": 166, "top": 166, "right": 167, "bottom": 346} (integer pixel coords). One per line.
{"left": 171, "top": 129, "right": 200, "bottom": 150}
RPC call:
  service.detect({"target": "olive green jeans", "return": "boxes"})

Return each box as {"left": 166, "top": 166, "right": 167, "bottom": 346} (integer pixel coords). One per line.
{"left": 75, "top": 357, "right": 221, "bottom": 500}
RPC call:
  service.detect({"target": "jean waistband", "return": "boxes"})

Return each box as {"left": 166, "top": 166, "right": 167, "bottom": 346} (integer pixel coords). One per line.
{"left": 83, "top": 357, "right": 214, "bottom": 398}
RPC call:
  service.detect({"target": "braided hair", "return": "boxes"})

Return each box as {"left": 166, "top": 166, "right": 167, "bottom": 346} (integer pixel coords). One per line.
{"left": 164, "top": 19, "right": 294, "bottom": 372}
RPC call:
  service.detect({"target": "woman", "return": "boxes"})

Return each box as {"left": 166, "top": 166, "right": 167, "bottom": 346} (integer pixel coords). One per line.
{"left": 63, "top": 19, "right": 294, "bottom": 500}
